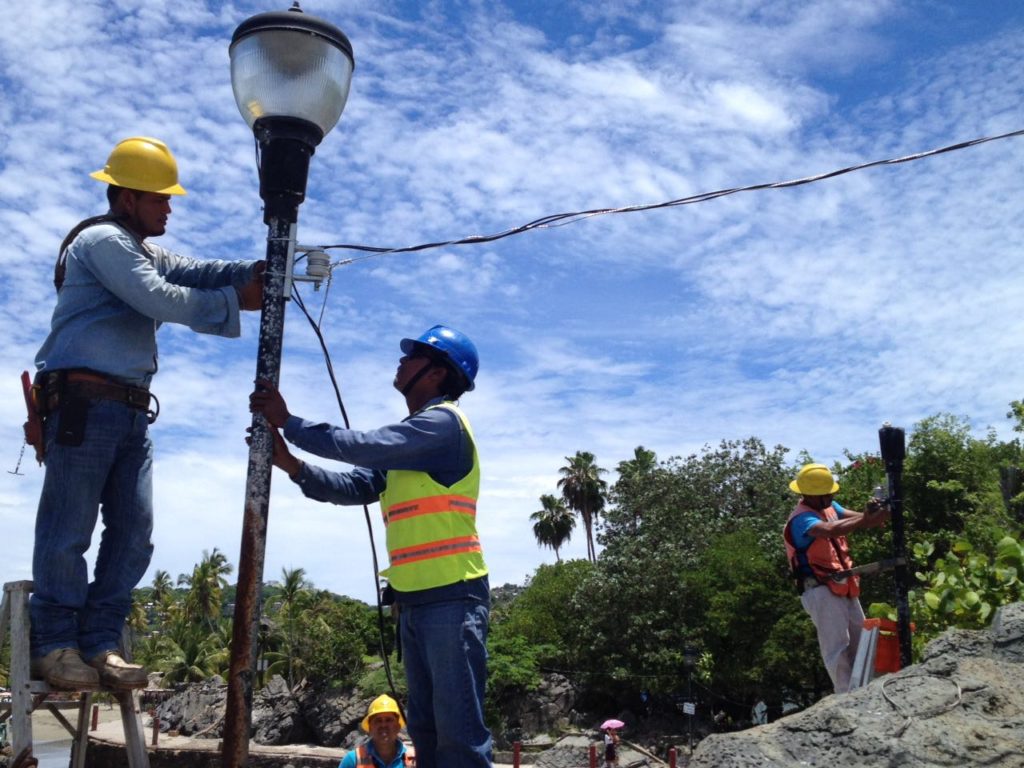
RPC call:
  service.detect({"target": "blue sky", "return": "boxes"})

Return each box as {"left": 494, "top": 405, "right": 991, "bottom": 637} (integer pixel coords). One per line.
{"left": 1, "top": 1, "right": 1023, "bottom": 603}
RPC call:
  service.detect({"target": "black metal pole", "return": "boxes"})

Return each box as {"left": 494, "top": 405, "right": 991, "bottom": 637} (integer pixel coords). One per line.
{"left": 687, "top": 669, "right": 693, "bottom": 755}
{"left": 223, "top": 123, "right": 318, "bottom": 767}
{"left": 879, "top": 424, "right": 913, "bottom": 668}
{"left": 223, "top": 215, "right": 290, "bottom": 767}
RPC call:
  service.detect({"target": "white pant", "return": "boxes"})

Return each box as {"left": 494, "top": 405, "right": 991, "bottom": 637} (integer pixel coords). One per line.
{"left": 801, "top": 585, "right": 865, "bottom": 693}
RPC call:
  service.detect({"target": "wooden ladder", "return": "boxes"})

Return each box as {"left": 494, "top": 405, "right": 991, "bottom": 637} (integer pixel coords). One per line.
{"left": 0, "top": 580, "right": 151, "bottom": 768}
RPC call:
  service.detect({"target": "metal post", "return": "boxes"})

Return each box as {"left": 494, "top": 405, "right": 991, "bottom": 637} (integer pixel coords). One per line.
{"left": 589, "top": 743, "right": 597, "bottom": 768}
{"left": 513, "top": 741, "right": 521, "bottom": 768}
{"left": 879, "top": 424, "right": 913, "bottom": 668}
{"left": 669, "top": 747, "right": 677, "bottom": 768}
{"left": 223, "top": 215, "right": 292, "bottom": 767}
{"left": 687, "top": 669, "right": 693, "bottom": 754}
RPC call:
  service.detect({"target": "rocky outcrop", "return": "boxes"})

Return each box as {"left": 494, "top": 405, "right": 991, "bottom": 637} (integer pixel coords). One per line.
{"left": 145, "top": 603, "right": 1024, "bottom": 767}
{"left": 154, "top": 675, "right": 227, "bottom": 737}
{"left": 689, "top": 602, "right": 1024, "bottom": 767}
{"left": 155, "top": 675, "right": 379, "bottom": 748}
{"left": 494, "top": 673, "right": 578, "bottom": 747}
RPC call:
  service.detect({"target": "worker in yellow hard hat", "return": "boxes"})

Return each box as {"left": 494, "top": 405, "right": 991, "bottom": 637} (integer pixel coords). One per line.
{"left": 28, "top": 137, "right": 264, "bottom": 692}
{"left": 340, "top": 694, "right": 411, "bottom": 768}
{"left": 782, "top": 463, "right": 890, "bottom": 693}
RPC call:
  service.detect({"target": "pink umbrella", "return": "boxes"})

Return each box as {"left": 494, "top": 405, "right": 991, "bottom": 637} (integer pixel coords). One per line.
{"left": 601, "top": 718, "right": 625, "bottom": 730}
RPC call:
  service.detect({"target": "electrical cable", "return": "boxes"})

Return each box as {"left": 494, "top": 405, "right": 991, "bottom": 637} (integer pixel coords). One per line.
{"left": 311, "top": 127, "right": 1024, "bottom": 266}
{"left": 289, "top": 284, "right": 407, "bottom": 721}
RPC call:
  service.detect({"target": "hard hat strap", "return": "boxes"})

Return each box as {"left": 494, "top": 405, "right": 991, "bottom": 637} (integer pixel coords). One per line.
{"left": 400, "top": 360, "right": 435, "bottom": 396}
{"left": 54, "top": 213, "right": 129, "bottom": 292}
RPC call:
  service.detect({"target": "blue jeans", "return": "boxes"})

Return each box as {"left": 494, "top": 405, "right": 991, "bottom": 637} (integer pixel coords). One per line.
{"left": 30, "top": 399, "right": 154, "bottom": 660}
{"left": 400, "top": 594, "right": 492, "bottom": 768}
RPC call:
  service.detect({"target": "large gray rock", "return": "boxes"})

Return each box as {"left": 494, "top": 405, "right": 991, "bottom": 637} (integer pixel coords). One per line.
{"left": 154, "top": 676, "right": 227, "bottom": 738}
{"left": 495, "top": 672, "right": 578, "bottom": 747}
{"left": 294, "top": 682, "right": 374, "bottom": 748}
{"left": 689, "top": 602, "right": 1024, "bottom": 767}
{"left": 252, "top": 676, "right": 315, "bottom": 745}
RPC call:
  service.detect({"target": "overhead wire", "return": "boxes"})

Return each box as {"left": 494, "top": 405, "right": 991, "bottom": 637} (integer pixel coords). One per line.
{"left": 277, "top": 125, "right": 1023, "bottom": 721}
{"left": 311, "top": 127, "right": 1024, "bottom": 267}
{"left": 289, "top": 283, "right": 406, "bottom": 719}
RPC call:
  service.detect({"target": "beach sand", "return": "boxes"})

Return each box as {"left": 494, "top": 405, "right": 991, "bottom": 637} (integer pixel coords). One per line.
{"left": 17, "top": 700, "right": 123, "bottom": 743}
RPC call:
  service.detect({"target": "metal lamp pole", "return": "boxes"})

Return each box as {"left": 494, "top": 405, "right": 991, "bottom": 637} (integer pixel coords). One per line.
{"left": 684, "top": 645, "right": 697, "bottom": 756}
{"left": 879, "top": 423, "right": 913, "bottom": 668}
{"left": 222, "top": 6, "right": 353, "bottom": 766}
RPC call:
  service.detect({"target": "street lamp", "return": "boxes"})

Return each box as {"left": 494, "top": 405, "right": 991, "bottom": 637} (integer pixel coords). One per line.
{"left": 683, "top": 645, "right": 698, "bottom": 756}
{"left": 223, "top": 5, "right": 354, "bottom": 766}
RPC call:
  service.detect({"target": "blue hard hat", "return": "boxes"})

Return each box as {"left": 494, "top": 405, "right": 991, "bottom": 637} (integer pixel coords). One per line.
{"left": 400, "top": 325, "right": 479, "bottom": 391}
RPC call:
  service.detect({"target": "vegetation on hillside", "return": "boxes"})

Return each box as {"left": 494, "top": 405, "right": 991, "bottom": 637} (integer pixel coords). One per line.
{"left": 2, "top": 408, "right": 1021, "bottom": 740}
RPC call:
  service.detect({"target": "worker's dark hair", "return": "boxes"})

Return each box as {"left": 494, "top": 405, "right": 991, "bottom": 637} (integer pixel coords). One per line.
{"left": 440, "top": 365, "right": 470, "bottom": 401}
{"left": 106, "top": 184, "right": 123, "bottom": 208}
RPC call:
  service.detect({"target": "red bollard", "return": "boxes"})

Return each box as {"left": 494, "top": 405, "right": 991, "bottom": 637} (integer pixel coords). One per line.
{"left": 669, "top": 746, "right": 677, "bottom": 768}
{"left": 512, "top": 741, "right": 521, "bottom": 768}
{"left": 91, "top": 704, "right": 99, "bottom": 731}
{"left": 589, "top": 743, "right": 597, "bottom": 768}
{"left": 151, "top": 716, "right": 160, "bottom": 746}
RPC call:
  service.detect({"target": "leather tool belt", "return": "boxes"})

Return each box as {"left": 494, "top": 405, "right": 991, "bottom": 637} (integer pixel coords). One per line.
{"left": 41, "top": 369, "right": 159, "bottom": 424}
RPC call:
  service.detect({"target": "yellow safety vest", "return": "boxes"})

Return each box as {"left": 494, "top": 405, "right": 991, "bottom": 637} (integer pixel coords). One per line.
{"left": 379, "top": 402, "right": 487, "bottom": 592}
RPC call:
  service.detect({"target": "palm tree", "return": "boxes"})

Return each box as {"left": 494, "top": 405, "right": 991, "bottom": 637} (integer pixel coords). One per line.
{"left": 179, "top": 549, "right": 234, "bottom": 630}
{"left": 557, "top": 451, "right": 608, "bottom": 562}
{"left": 151, "top": 569, "right": 173, "bottom": 602}
{"left": 277, "top": 566, "right": 310, "bottom": 689}
{"left": 531, "top": 494, "right": 576, "bottom": 562}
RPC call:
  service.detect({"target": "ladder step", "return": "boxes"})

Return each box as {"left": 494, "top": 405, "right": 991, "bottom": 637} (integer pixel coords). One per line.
{"left": 2, "top": 580, "right": 151, "bottom": 767}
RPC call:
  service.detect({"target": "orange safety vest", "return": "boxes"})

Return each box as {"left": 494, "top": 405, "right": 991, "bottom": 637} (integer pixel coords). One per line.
{"left": 783, "top": 503, "right": 860, "bottom": 598}
{"left": 378, "top": 402, "right": 487, "bottom": 592}
{"left": 353, "top": 743, "right": 410, "bottom": 767}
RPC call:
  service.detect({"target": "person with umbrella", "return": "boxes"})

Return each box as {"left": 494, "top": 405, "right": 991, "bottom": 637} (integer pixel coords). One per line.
{"left": 600, "top": 719, "right": 623, "bottom": 767}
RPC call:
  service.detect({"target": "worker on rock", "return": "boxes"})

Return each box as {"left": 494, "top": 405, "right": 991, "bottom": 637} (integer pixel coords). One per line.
{"left": 341, "top": 694, "right": 411, "bottom": 768}
{"left": 783, "top": 462, "right": 890, "bottom": 693}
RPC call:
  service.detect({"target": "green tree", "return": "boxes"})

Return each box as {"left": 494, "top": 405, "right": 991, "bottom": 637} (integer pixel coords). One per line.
{"left": 902, "top": 414, "right": 1011, "bottom": 552}
{"left": 275, "top": 566, "right": 310, "bottom": 689}
{"left": 576, "top": 438, "right": 793, "bottom": 707}
{"left": 531, "top": 494, "right": 576, "bottom": 562}
{"left": 179, "top": 548, "right": 233, "bottom": 630}
{"left": 500, "top": 560, "right": 594, "bottom": 670}
{"left": 558, "top": 451, "right": 608, "bottom": 562}
{"left": 612, "top": 446, "right": 658, "bottom": 533}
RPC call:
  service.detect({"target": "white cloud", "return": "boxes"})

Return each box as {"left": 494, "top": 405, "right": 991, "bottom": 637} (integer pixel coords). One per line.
{"left": 1, "top": 0, "right": 1022, "bottom": 604}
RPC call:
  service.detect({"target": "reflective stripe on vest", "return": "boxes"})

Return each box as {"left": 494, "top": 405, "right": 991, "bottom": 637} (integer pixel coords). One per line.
{"left": 379, "top": 402, "right": 488, "bottom": 592}
{"left": 783, "top": 503, "right": 860, "bottom": 598}
{"left": 389, "top": 534, "right": 483, "bottom": 566}
{"left": 386, "top": 494, "right": 477, "bottom": 523}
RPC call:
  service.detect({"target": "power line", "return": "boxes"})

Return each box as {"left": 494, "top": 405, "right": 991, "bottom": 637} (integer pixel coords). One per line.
{"left": 319, "top": 127, "right": 1024, "bottom": 267}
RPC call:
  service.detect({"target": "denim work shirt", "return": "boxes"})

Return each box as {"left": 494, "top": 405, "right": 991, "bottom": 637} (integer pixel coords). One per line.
{"left": 286, "top": 396, "right": 486, "bottom": 605}
{"left": 35, "top": 221, "right": 256, "bottom": 387}
{"left": 285, "top": 396, "right": 472, "bottom": 504}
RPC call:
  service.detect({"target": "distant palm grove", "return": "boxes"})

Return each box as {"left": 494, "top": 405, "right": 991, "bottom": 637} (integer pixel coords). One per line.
{"left": 4, "top": 407, "right": 1023, "bottom": 733}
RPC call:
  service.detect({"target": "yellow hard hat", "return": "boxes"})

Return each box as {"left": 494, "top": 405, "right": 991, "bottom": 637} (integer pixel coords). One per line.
{"left": 89, "top": 137, "right": 187, "bottom": 195}
{"left": 361, "top": 694, "right": 405, "bottom": 732}
{"left": 789, "top": 463, "right": 840, "bottom": 495}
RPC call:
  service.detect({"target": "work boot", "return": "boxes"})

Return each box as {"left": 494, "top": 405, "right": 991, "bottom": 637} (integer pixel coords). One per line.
{"left": 30, "top": 648, "right": 101, "bottom": 690}
{"left": 89, "top": 651, "right": 148, "bottom": 690}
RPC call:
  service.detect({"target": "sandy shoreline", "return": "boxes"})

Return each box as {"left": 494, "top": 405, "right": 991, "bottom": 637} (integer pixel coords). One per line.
{"left": 16, "top": 701, "right": 124, "bottom": 743}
